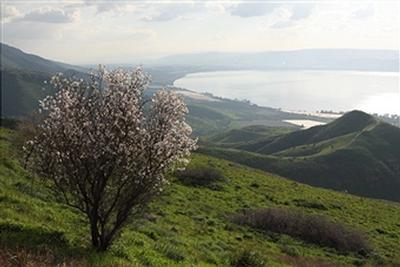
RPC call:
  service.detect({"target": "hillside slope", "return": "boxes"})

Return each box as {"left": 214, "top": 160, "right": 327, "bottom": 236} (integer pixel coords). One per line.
{"left": 203, "top": 111, "right": 400, "bottom": 202}
{"left": 1, "top": 43, "right": 85, "bottom": 73}
{"left": 1, "top": 69, "right": 58, "bottom": 117}
{"left": 1, "top": 128, "right": 400, "bottom": 266}
{"left": 0, "top": 43, "right": 87, "bottom": 118}
{"left": 1, "top": 44, "right": 326, "bottom": 135}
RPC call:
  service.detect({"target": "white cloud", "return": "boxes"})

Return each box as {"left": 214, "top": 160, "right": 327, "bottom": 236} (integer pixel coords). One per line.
{"left": 352, "top": 5, "right": 374, "bottom": 20}
{"left": 270, "top": 4, "right": 315, "bottom": 29}
{"left": 1, "top": 5, "right": 22, "bottom": 23}
{"left": 291, "top": 4, "right": 314, "bottom": 21}
{"left": 14, "top": 7, "right": 80, "bottom": 23}
{"left": 88, "top": 2, "right": 142, "bottom": 15}
{"left": 144, "top": 4, "right": 194, "bottom": 21}
{"left": 2, "top": 5, "right": 22, "bottom": 18}
{"left": 1, "top": 1, "right": 397, "bottom": 64}
{"left": 229, "top": 2, "right": 278, "bottom": 18}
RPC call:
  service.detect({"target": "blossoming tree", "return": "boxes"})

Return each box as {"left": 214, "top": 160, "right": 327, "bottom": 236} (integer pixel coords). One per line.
{"left": 25, "top": 66, "right": 197, "bottom": 250}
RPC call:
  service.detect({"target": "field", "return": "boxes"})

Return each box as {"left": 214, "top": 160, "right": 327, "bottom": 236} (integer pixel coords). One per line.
{"left": 1, "top": 127, "right": 400, "bottom": 266}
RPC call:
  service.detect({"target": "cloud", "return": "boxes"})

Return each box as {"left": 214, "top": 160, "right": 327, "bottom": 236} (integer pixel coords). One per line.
{"left": 86, "top": 2, "right": 142, "bottom": 15}
{"left": 82, "top": 1, "right": 199, "bottom": 21}
{"left": 269, "top": 3, "right": 315, "bottom": 29}
{"left": 352, "top": 5, "right": 374, "bottom": 20}
{"left": 15, "top": 7, "right": 80, "bottom": 23}
{"left": 229, "top": 2, "right": 278, "bottom": 17}
{"left": 1, "top": 5, "right": 22, "bottom": 23}
{"left": 143, "top": 3, "right": 200, "bottom": 22}
{"left": 290, "top": 4, "right": 314, "bottom": 21}
{"left": 270, "top": 20, "right": 294, "bottom": 29}
{"left": 2, "top": 5, "right": 22, "bottom": 19}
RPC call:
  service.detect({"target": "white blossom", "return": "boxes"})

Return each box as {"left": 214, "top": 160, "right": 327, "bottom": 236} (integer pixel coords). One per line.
{"left": 26, "top": 66, "right": 197, "bottom": 250}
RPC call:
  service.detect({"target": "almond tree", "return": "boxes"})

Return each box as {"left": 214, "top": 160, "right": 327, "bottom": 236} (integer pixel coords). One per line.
{"left": 25, "top": 66, "right": 197, "bottom": 250}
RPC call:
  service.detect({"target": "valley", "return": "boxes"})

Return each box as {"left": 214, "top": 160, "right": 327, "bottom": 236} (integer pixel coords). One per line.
{"left": 1, "top": 42, "right": 400, "bottom": 267}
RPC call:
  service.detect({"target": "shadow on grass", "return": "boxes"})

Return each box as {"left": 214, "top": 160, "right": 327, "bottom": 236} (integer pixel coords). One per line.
{"left": 0, "top": 222, "right": 134, "bottom": 266}
{"left": 0, "top": 222, "right": 89, "bottom": 264}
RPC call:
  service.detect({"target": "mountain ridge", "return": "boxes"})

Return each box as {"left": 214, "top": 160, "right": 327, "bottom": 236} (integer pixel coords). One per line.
{"left": 1, "top": 43, "right": 86, "bottom": 74}
{"left": 204, "top": 111, "right": 400, "bottom": 202}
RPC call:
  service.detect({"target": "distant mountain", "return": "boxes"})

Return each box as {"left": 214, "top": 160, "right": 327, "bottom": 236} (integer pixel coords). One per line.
{"left": 0, "top": 43, "right": 85, "bottom": 73}
{"left": 202, "top": 111, "right": 400, "bottom": 202}
{"left": 1, "top": 43, "right": 87, "bottom": 117}
{"left": 155, "top": 49, "right": 399, "bottom": 72}
{"left": 1, "top": 44, "right": 322, "bottom": 130}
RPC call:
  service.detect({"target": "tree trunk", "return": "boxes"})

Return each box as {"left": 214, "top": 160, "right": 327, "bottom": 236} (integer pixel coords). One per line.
{"left": 90, "top": 222, "right": 100, "bottom": 248}
{"left": 98, "top": 237, "right": 110, "bottom": 251}
{"left": 89, "top": 214, "right": 100, "bottom": 248}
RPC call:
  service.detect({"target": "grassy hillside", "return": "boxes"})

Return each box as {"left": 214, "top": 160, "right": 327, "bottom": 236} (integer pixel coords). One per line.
{"left": 202, "top": 111, "right": 400, "bottom": 202}
{"left": 1, "top": 69, "right": 56, "bottom": 117}
{"left": 0, "top": 43, "right": 85, "bottom": 74}
{"left": 238, "top": 111, "right": 376, "bottom": 154}
{"left": 182, "top": 97, "right": 328, "bottom": 137}
{"left": 1, "top": 128, "right": 400, "bottom": 266}
{"left": 0, "top": 43, "right": 87, "bottom": 118}
{"left": 207, "top": 125, "right": 294, "bottom": 146}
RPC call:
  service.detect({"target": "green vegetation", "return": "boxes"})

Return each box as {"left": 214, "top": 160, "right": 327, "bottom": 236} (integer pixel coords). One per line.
{"left": 203, "top": 111, "right": 400, "bottom": 202}
{"left": 1, "top": 127, "right": 400, "bottom": 266}
{"left": 1, "top": 68, "right": 55, "bottom": 117}
{"left": 233, "top": 208, "right": 371, "bottom": 255}
{"left": 183, "top": 97, "right": 327, "bottom": 137}
{"left": 1, "top": 43, "right": 85, "bottom": 74}
{"left": 175, "top": 165, "right": 225, "bottom": 190}
{"left": 1, "top": 42, "right": 329, "bottom": 137}
{"left": 207, "top": 125, "right": 294, "bottom": 147}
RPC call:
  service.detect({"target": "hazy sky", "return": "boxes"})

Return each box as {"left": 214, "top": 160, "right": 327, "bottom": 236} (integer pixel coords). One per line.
{"left": 1, "top": 0, "right": 399, "bottom": 64}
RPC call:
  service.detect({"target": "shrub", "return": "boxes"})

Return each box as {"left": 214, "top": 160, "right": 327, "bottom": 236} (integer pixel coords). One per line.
{"left": 292, "top": 199, "right": 327, "bottom": 210}
{"left": 24, "top": 66, "right": 197, "bottom": 251}
{"left": 232, "top": 208, "right": 371, "bottom": 256}
{"left": 175, "top": 166, "right": 225, "bottom": 190}
{"left": 230, "top": 248, "right": 267, "bottom": 267}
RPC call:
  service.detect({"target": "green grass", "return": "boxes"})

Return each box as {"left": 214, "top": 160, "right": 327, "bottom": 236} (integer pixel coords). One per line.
{"left": 1, "top": 127, "right": 400, "bottom": 266}
{"left": 207, "top": 125, "right": 294, "bottom": 147}
{"left": 205, "top": 111, "right": 400, "bottom": 202}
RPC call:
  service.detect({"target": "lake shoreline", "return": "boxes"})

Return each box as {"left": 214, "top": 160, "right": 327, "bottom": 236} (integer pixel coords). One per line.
{"left": 173, "top": 70, "right": 399, "bottom": 116}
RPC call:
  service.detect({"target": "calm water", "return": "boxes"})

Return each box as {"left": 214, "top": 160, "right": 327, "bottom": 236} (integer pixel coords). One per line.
{"left": 174, "top": 70, "right": 400, "bottom": 115}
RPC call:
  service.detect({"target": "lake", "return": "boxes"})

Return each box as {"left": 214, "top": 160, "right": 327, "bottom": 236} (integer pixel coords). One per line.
{"left": 174, "top": 70, "right": 400, "bottom": 115}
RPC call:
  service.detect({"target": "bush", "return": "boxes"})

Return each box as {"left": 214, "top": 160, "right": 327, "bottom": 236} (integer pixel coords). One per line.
{"left": 175, "top": 166, "right": 225, "bottom": 190}
{"left": 230, "top": 248, "right": 267, "bottom": 267}
{"left": 232, "top": 208, "right": 371, "bottom": 256}
{"left": 292, "top": 199, "right": 327, "bottom": 210}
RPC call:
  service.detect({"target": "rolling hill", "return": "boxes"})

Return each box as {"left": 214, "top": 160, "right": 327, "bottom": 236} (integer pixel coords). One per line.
{"left": 202, "top": 111, "right": 400, "bottom": 202}
{"left": 1, "top": 43, "right": 87, "bottom": 118}
{"left": 1, "top": 127, "right": 400, "bottom": 266}
{"left": 1, "top": 43, "right": 325, "bottom": 134}
{"left": 207, "top": 125, "right": 294, "bottom": 146}
{"left": 1, "top": 43, "right": 85, "bottom": 74}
